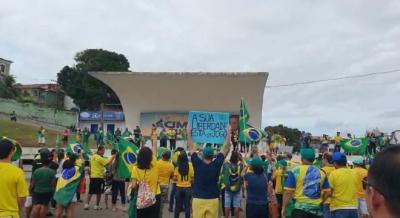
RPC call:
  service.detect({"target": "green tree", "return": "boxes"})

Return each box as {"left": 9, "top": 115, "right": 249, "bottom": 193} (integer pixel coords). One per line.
{"left": 265, "top": 124, "right": 302, "bottom": 152}
{"left": 0, "top": 75, "right": 20, "bottom": 99}
{"left": 57, "top": 49, "right": 130, "bottom": 109}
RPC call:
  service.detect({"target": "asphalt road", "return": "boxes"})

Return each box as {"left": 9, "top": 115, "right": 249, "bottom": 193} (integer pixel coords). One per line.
{"left": 51, "top": 193, "right": 247, "bottom": 218}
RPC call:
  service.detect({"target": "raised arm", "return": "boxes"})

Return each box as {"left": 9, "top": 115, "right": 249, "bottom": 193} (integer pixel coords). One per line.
{"left": 220, "top": 126, "right": 232, "bottom": 157}
{"left": 151, "top": 137, "right": 157, "bottom": 155}
{"left": 186, "top": 127, "right": 195, "bottom": 154}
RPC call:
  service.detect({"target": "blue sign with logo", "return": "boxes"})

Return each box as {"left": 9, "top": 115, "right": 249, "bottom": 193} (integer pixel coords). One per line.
{"left": 79, "top": 111, "right": 125, "bottom": 121}
{"left": 189, "top": 111, "right": 229, "bottom": 144}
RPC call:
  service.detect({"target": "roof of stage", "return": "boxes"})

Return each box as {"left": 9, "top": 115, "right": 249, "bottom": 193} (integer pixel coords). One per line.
{"left": 89, "top": 71, "right": 268, "bottom": 129}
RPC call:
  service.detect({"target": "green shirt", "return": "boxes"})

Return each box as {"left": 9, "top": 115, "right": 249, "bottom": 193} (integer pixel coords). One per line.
{"left": 32, "top": 167, "right": 55, "bottom": 193}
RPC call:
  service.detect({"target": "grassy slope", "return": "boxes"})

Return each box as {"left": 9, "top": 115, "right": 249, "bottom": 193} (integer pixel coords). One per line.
{"left": 0, "top": 119, "right": 96, "bottom": 148}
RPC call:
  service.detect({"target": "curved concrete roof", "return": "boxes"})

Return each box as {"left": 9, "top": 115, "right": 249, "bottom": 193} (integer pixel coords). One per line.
{"left": 90, "top": 71, "right": 268, "bottom": 130}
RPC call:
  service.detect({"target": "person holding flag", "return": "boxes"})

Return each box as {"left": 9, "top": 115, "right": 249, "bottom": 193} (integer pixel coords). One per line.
{"left": 54, "top": 152, "right": 83, "bottom": 218}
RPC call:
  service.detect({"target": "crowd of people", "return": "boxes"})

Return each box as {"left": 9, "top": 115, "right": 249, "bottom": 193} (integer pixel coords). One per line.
{"left": 0, "top": 126, "right": 400, "bottom": 218}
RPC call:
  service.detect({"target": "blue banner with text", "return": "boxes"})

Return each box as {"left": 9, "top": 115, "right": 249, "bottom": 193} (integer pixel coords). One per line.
{"left": 189, "top": 111, "right": 229, "bottom": 144}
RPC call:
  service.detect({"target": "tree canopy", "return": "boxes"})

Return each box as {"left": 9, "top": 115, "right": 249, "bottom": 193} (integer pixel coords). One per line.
{"left": 0, "top": 75, "right": 20, "bottom": 99}
{"left": 57, "top": 49, "right": 130, "bottom": 109}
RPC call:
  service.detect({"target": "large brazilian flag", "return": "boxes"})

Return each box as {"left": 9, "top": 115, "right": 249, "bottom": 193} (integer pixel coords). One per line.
{"left": 340, "top": 138, "right": 368, "bottom": 154}
{"left": 118, "top": 138, "right": 139, "bottom": 179}
{"left": 54, "top": 165, "right": 82, "bottom": 207}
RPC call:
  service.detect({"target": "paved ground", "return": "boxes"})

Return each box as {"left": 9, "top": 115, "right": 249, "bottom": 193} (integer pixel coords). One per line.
{"left": 24, "top": 171, "right": 246, "bottom": 218}
{"left": 39, "top": 193, "right": 247, "bottom": 218}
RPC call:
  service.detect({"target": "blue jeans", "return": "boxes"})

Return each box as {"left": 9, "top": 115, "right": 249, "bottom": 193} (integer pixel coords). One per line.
{"left": 225, "top": 190, "right": 241, "bottom": 208}
{"left": 169, "top": 183, "right": 176, "bottom": 210}
{"left": 322, "top": 204, "right": 331, "bottom": 218}
{"left": 331, "top": 209, "right": 358, "bottom": 218}
{"left": 174, "top": 187, "right": 191, "bottom": 218}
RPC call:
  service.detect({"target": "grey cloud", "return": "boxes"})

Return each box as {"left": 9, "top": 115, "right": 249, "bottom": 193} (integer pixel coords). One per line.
{"left": 1, "top": 0, "right": 400, "bottom": 135}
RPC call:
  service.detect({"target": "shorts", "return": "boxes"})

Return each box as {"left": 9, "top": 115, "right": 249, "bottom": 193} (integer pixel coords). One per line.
{"left": 89, "top": 178, "right": 104, "bottom": 195}
{"left": 358, "top": 198, "right": 368, "bottom": 215}
{"left": 192, "top": 198, "right": 219, "bottom": 218}
{"left": 38, "top": 137, "right": 45, "bottom": 144}
{"left": 224, "top": 190, "right": 241, "bottom": 208}
{"left": 32, "top": 192, "right": 53, "bottom": 205}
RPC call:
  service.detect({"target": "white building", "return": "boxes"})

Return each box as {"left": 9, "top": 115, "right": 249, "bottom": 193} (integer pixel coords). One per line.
{"left": 90, "top": 72, "right": 268, "bottom": 134}
{"left": 0, "top": 58, "right": 12, "bottom": 79}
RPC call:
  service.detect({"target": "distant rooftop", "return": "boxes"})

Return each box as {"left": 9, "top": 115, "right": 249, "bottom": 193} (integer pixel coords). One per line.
{"left": 13, "top": 83, "right": 64, "bottom": 93}
{"left": 0, "top": 58, "right": 13, "bottom": 63}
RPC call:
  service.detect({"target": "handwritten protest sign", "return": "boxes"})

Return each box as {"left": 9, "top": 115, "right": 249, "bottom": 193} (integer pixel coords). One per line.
{"left": 189, "top": 111, "right": 229, "bottom": 144}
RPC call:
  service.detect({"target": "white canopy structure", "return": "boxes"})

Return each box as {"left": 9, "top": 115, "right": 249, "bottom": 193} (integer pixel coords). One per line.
{"left": 90, "top": 72, "right": 268, "bottom": 130}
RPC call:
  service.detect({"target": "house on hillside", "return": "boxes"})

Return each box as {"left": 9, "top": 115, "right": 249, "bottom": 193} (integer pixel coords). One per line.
{"left": 13, "top": 83, "right": 77, "bottom": 110}
{"left": 0, "top": 58, "right": 13, "bottom": 80}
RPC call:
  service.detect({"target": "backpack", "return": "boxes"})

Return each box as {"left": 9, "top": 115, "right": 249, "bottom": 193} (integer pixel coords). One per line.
{"left": 136, "top": 169, "right": 156, "bottom": 209}
{"left": 226, "top": 163, "right": 243, "bottom": 193}
{"left": 302, "top": 165, "right": 322, "bottom": 199}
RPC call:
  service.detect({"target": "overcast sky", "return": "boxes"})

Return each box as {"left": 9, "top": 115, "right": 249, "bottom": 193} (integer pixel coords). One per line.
{"left": 1, "top": 0, "right": 400, "bottom": 135}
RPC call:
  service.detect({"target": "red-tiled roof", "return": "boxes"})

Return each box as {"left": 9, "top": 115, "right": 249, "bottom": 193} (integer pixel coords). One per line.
{"left": 13, "top": 83, "right": 64, "bottom": 93}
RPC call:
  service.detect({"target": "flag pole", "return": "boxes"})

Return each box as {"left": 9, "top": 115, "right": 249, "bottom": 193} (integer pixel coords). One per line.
{"left": 241, "top": 97, "right": 247, "bottom": 153}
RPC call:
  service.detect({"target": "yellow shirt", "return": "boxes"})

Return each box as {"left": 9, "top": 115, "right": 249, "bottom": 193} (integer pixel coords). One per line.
{"left": 321, "top": 166, "right": 335, "bottom": 204}
{"left": 0, "top": 162, "right": 29, "bottom": 218}
{"left": 334, "top": 136, "right": 342, "bottom": 144}
{"left": 90, "top": 154, "right": 111, "bottom": 178}
{"left": 273, "top": 169, "right": 284, "bottom": 194}
{"left": 174, "top": 164, "right": 194, "bottom": 188}
{"left": 157, "top": 160, "right": 174, "bottom": 186}
{"left": 131, "top": 155, "right": 161, "bottom": 194}
{"left": 328, "top": 168, "right": 358, "bottom": 210}
{"left": 354, "top": 167, "right": 368, "bottom": 199}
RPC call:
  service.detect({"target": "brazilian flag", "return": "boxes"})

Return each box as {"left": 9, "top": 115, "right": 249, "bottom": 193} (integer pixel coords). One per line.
{"left": 242, "top": 127, "right": 265, "bottom": 143}
{"left": 66, "top": 141, "right": 91, "bottom": 160}
{"left": 340, "top": 138, "right": 368, "bottom": 154}
{"left": 239, "top": 98, "right": 251, "bottom": 143}
{"left": 54, "top": 165, "right": 82, "bottom": 207}
{"left": 118, "top": 138, "right": 139, "bottom": 179}
{"left": 239, "top": 99, "right": 265, "bottom": 143}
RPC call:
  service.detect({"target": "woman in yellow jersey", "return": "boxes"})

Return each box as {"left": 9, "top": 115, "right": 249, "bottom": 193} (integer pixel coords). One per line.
{"left": 130, "top": 142, "right": 160, "bottom": 218}
{"left": 173, "top": 151, "right": 194, "bottom": 218}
